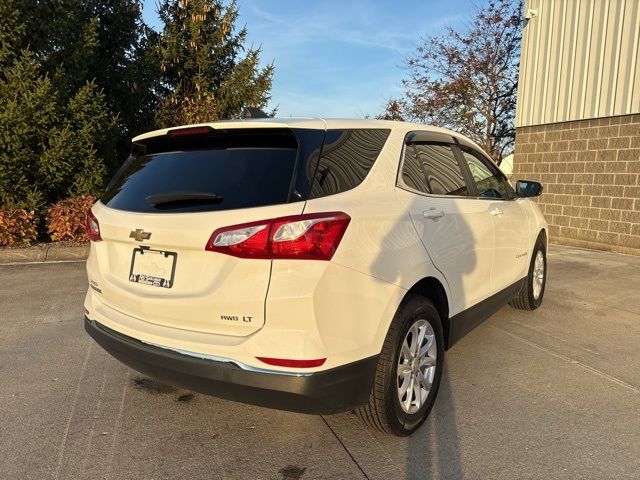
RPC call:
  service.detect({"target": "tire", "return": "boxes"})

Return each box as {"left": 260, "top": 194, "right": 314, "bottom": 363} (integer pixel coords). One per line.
{"left": 510, "top": 235, "right": 547, "bottom": 310}
{"left": 355, "top": 294, "right": 444, "bottom": 436}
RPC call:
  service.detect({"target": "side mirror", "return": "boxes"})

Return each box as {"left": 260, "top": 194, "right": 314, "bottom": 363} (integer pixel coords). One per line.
{"left": 516, "top": 180, "right": 543, "bottom": 198}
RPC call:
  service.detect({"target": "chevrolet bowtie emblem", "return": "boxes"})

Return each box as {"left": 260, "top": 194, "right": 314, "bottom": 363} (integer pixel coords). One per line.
{"left": 129, "top": 229, "right": 152, "bottom": 242}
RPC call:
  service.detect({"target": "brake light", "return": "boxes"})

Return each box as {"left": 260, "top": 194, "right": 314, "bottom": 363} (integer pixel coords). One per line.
{"left": 85, "top": 210, "right": 102, "bottom": 241}
{"left": 256, "top": 357, "right": 326, "bottom": 368}
{"left": 205, "top": 212, "right": 350, "bottom": 260}
{"left": 167, "top": 126, "right": 213, "bottom": 137}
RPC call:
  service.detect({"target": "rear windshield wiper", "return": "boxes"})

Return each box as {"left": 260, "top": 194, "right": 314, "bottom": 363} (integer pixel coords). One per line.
{"left": 145, "top": 192, "right": 223, "bottom": 208}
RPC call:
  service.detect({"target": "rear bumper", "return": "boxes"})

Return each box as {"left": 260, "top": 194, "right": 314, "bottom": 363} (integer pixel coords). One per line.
{"left": 84, "top": 317, "right": 378, "bottom": 414}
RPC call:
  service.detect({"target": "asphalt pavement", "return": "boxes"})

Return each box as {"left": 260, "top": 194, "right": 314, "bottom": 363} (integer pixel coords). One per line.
{"left": 1, "top": 246, "right": 639, "bottom": 479}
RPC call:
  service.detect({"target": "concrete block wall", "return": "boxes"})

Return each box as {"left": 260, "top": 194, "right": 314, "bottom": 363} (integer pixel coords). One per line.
{"left": 513, "top": 113, "right": 640, "bottom": 254}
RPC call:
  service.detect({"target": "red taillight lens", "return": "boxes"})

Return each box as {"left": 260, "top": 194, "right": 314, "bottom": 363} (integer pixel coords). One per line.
{"left": 206, "top": 220, "right": 271, "bottom": 258}
{"left": 271, "top": 212, "right": 351, "bottom": 260}
{"left": 85, "top": 210, "right": 102, "bottom": 241}
{"left": 205, "top": 212, "right": 350, "bottom": 260}
{"left": 256, "top": 357, "right": 326, "bottom": 368}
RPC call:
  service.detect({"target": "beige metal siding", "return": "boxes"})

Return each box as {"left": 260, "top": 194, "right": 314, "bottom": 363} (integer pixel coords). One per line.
{"left": 516, "top": 0, "right": 640, "bottom": 127}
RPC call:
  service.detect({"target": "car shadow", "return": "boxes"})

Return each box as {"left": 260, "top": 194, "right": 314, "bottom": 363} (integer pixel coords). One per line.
{"left": 404, "top": 361, "right": 464, "bottom": 479}
{"left": 361, "top": 184, "right": 478, "bottom": 477}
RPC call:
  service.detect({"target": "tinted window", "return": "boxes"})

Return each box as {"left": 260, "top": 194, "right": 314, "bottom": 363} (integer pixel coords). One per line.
{"left": 103, "top": 130, "right": 298, "bottom": 213}
{"left": 290, "top": 128, "right": 325, "bottom": 200}
{"left": 460, "top": 147, "right": 513, "bottom": 199}
{"left": 400, "top": 144, "right": 429, "bottom": 193}
{"left": 309, "top": 129, "right": 390, "bottom": 198}
{"left": 414, "top": 144, "right": 468, "bottom": 196}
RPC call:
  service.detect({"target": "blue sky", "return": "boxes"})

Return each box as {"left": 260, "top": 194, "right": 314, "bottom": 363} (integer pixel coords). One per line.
{"left": 142, "top": 0, "right": 475, "bottom": 118}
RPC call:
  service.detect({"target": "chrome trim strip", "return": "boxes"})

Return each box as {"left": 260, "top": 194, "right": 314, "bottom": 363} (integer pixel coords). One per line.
{"left": 139, "top": 337, "right": 314, "bottom": 378}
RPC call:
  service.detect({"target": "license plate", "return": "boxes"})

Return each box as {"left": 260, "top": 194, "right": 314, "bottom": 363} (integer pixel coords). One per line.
{"left": 129, "top": 248, "right": 177, "bottom": 288}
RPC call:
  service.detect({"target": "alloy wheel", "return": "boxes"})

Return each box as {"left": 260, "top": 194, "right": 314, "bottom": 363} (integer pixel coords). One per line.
{"left": 532, "top": 250, "right": 545, "bottom": 300}
{"left": 397, "top": 319, "right": 437, "bottom": 414}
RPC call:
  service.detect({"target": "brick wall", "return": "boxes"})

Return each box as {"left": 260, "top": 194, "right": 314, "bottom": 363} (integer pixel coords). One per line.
{"left": 513, "top": 113, "right": 640, "bottom": 255}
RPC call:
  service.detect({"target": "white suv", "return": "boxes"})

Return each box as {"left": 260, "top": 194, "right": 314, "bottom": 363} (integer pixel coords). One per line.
{"left": 84, "top": 119, "right": 547, "bottom": 436}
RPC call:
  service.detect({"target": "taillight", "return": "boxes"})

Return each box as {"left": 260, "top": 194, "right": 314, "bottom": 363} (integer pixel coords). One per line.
{"left": 206, "top": 220, "right": 271, "bottom": 259}
{"left": 271, "top": 213, "right": 351, "bottom": 260}
{"left": 85, "top": 210, "right": 102, "bottom": 241}
{"left": 205, "top": 212, "right": 350, "bottom": 260}
{"left": 256, "top": 357, "right": 326, "bottom": 368}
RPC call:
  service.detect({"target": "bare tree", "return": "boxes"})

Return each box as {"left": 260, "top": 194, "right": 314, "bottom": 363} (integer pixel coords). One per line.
{"left": 379, "top": 0, "right": 523, "bottom": 162}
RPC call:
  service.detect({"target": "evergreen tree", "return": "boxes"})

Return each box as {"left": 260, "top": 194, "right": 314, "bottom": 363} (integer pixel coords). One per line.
{"left": 83, "top": 0, "right": 161, "bottom": 161}
{"left": 155, "top": 0, "right": 274, "bottom": 126}
{"left": 0, "top": 0, "right": 24, "bottom": 69}
{"left": 14, "top": 0, "right": 159, "bottom": 169}
{"left": 14, "top": 0, "right": 100, "bottom": 96}
{"left": 0, "top": 51, "right": 116, "bottom": 213}
{"left": 0, "top": 0, "right": 118, "bottom": 213}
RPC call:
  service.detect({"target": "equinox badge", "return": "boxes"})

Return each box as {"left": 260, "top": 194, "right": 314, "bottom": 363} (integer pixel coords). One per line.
{"left": 129, "top": 229, "right": 152, "bottom": 242}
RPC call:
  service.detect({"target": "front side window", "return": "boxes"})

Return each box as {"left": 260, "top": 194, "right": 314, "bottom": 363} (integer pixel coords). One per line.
{"left": 460, "top": 147, "right": 513, "bottom": 199}
{"left": 403, "top": 143, "right": 468, "bottom": 196}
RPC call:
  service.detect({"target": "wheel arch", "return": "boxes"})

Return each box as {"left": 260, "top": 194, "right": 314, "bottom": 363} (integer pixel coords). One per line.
{"left": 538, "top": 228, "right": 547, "bottom": 247}
{"left": 404, "top": 276, "right": 452, "bottom": 350}
{"left": 533, "top": 227, "right": 547, "bottom": 256}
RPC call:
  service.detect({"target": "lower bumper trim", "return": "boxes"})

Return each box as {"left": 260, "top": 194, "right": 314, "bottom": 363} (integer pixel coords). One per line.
{"left": 84, "top": 317, "right": 378, "bottom": 414}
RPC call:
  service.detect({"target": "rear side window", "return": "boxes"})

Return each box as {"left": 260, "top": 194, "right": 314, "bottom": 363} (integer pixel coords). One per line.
{"left": 103, "top": 129, "right": 299, "bottom": 213}
{"left": 400, "top": 145, "right": 430, "bottom": 193}
{"left": 308, "top": 129, "right": 390, "bottom": 198}
{"left": 401, "top": 143, "right": 468, "bottom": 196}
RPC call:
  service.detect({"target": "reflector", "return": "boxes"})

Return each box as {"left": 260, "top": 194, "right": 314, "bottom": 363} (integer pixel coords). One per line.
{"left": 256, "top": 357, "right": 326, "bottom": 368}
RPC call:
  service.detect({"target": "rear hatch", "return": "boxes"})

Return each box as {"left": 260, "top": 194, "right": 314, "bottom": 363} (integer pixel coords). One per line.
{"left": 90, "top": 127, "right": 320, "bottom": 337}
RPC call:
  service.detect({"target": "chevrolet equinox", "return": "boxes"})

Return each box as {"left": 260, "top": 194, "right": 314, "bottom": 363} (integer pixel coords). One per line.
{"left": 84, "top": 118, "right": 547, "bottom": 436}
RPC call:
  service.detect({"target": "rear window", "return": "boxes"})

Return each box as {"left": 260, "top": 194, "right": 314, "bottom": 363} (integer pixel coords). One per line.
{"left": 308, "top": 129, "right": 390, "bottom": 198}
{"left": 103, "top": 129, "right": 299, "bottom": 213}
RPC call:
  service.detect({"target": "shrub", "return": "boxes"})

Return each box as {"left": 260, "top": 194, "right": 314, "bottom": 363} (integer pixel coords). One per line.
{"left": 0, "top": 208, "right": 38, "bottom": 246}
{"left": 47, "top": 195, "right": 96, "bottom": 242}
{"left": 0, "top": 52, "right": 115, "bottom": 213}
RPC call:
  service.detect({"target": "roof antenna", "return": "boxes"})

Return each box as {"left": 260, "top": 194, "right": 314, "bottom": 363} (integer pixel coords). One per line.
{"left": 242, "top": 106, "right": 269, "bottom": 119}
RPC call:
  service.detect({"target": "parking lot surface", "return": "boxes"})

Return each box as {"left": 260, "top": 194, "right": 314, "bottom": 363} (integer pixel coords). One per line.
{"left": 1, "top": 245, "right": 639, "bottom": 479}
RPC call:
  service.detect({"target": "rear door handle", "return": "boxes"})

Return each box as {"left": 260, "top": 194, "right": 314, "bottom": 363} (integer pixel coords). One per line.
{"left": 423, "top": 209, "right": 445, "bottom": 220}
{"left": 489, "top": 207, "right": 503, "bottom": 216}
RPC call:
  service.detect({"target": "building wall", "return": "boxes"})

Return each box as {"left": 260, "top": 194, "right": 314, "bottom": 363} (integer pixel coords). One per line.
{"left": 517, "top": 0, "right": 640, "bottom": 128}
{"left": 513, "top": 113, "right": 640, "bottom": 254}
{"left": 515, "top": 0, "right": 640, "bottom": 254}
